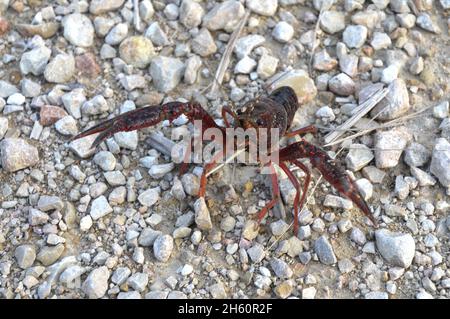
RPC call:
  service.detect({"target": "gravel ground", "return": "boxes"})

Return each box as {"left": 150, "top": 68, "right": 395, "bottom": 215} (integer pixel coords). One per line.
{"left": 0, "top": 0, "right": 449, "bottom": 299}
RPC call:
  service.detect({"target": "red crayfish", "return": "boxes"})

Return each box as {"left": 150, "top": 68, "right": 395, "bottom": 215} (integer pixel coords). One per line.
{"left": 73, "top": 86, "right": 377, "bottom": 234}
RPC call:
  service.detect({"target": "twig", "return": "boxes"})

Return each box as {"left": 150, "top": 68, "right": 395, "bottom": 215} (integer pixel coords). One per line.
{"left": 324, "top": 104, "right": 435, "bottom": 147}
{"left": 209, "top": 11, "right": 250, "bottom": 97}
{"left": 133, "top": 0, "right": 141, "bottom": 31}
{"left": 323, "top": 87, "right": 388, "bottom": 145}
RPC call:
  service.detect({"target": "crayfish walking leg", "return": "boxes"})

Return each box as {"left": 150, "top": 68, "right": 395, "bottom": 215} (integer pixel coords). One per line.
{"left": 279, "top": 140, "right": 378, "bottom": 227}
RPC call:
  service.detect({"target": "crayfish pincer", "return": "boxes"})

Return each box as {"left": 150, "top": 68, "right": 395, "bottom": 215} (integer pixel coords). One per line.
{"left": 73, "top": 86, "right": 377, "bottom": 235}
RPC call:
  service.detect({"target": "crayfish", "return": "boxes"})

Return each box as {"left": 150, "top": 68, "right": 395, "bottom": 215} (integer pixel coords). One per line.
{"left": 73, "top": 86, "right": 377, "bottom": 234}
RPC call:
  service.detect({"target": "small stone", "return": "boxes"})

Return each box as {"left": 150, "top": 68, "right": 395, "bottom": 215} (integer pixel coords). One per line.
{"left": 395, "top": 175, "right": 409, "bottom": 200}
{"left": 338, "top": 258, "right": 354, "bottom": 273}
{"left": 302, "top": 287, "right": 316, "bottom": 299}
{"left": 40, "top": 105, "right": 68, "bottom": 126}
{"left": 234, "top": 56, "right": 257, "bottom": 74}
{"left": 270, "top": 258, "right": 293, "bottom": 279}
{"left": 21, "top": 79, "right": 41, "bottom": 97}
{"left": 145, "top": 22, "right": 169, "bottom": 46}
{"left": 355, "top": 178, "right": 373, "bottom": 200}
{"left": 203, "top": 0, "right": 245, "bottom": 32}
{"left": 191, "top": 28, "right": 217, "bottom": 57}
{"left": 371, "top": 32, "right": 392, "bottom": 50}
{"left": 416, "top": 13, "right": 441, "bottom": 34}
{"left": 80, "top": 215, "right": 93, "bottom": 231}
{"left": 0, "top": 138, "right": 39, "bottom": 172}
{"left": 15, "top": 245, "right": 36, "bottom": 269}
{"left": 36, "top": 244, "right": 64, "bottom": 266}
{"left": 409, "top": 57, "right": 424, "bottom": 75}
{"left": 343, "top": 25, "right": 368, "bottom": 48}
{"left": 62, "top": 13, "right": 94, "bottom": 47}
{"left": 164, "top": 3, "right": 179, "bottom": 20}
{"left": 69, "top": 135, "right": 97, "bottom": 158}
{"left": 345, "top": 144, "right": 374, "bottom": 171}
{"left": 90, "top": 0, "right": 125, "bottom": 14}
{"left": 209, "top": 282, "right": 227, "bottom": 299}
{"left": 181, "top": 173, "right": 199, "bottom": 196}
{"left": 0, "top": 117, "right": 7, "bottom": 139}
{"left": 416, "top": 289, "right": 433, "bottom": 299}
{"left": 119, "top": 36, "right": 155, "bottom": 68}
{"left": 89, "top": 196, "right": 113, "bottom": 220}
{"left": 350, "top": 227, "right": 366, "bottom": 245}
{"left": 20, "top": 46, "right": 51, "bottom": 76}
{"left": 44, "top": 54, "right": 75, "bottom": 83}
{"left": 194, "top": 197, "right": 212, "bottom": 230}
{"left": 82, "top": 266, "right": 110, "bottom": 299}
{"left": 375, "top": 229, "right": 415, "bottom": 268}
{"left": 272, "top": 21, "right": 294, "bottom": 43}
{"left": 320, "top": 10, "right": 345, "bottom": 34}
{"left": 323, "top": 195, "right": 353, "bottom": 210}
{"left": 153, "top": 234, "right": 174, "bottom": 262}
{"left": 105, "top": 23, "right": 128, "bottom": 45}
{"left": 257, "top": 54, "right": 279, "bottom": 79}
{"left": 315, "top": 235, "right": 337, "bottom": 265}
{"left": 374, "top": 127, "right": 411, "bottom": 168}
{"left": 404, "top": 143, "right": 430, "bottom": 167}
{"left": 173, "top": 227, "right": 192, "bottom": 239}
{"left": 55, "top": 116, "right": 78, "bottom": 136}
{"left": 234, "top": 34, "right": 265, "bottom": 59}
{"left": 0, "top": 81, "right": 18, "bottom": 98}
{"left": 381, "top": 64, "right": 399, "bottom": 84}
{"left": 328, "top": 73, "right": 355, "bottom": 96}
{"left": 94, "top": 151, "right": 116, "bottom": 171}
{"left": 149, "top": 56, "right": 184, "bottom": 93}
{"left": 61, "top": 89, "right": 85, "bottom": 119}
{"left": 149, "top": 163, "right": 174, "bottom": 179}
{"left": 138, "top": 187, "right": 161, "bottom": 207}
{"left": 270, "top": 220, "right": 289, "bottom": 236}
{"left": 76, "top": 53, "right": 101, "bottom": 79}
{"left": 430, "top": 138, "right": 450, "bottom": 188}
{"left": 28, "top": 209, "right": 49, "bottom": 226}
{"left": 128, "top": 273, "right": 148, "bottom": 292}
{"left": 104, "top": 171, "right": 126, "bottom": 186}
{"left": 16, "top": 22, "right": 59, "bottom": 39}
{"left": 365, "top": 292, "right": 389, "bottom": 299}
{"left": 246, "top": 0, "right": 278, "bottom": 16}
{"left": 242, "top": 220, "right": 259, "bottom": 241}
{"left": 184, "top": 55, "right": 202, "bottom": 84}
{"left": 433, "top": 101, "right": 449, "bottom": 119}
{"left": 410, "top": 167, "right": 436, "bottom": 187}
{"left": 274, "top": 281, "right": 293, "bottom": 299}
{"left": 313, "top": 50, "right": 338, "bottom": 71}
{"left": 179, "top": 0, "right": 204, "bottom": 29}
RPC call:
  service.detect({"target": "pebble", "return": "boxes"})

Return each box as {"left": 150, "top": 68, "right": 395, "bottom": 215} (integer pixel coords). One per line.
{"left": 328, "top": 73, "right": 355, "bottom": 96}
{"left": 430, "top": 138, "right": 450, "bottom": 187}
{"left": 371, "top": 78, "right": 409, "bottom": 120}
{"left": 371, "top": 32, "right": 391, "bottom": 50}
{"left": 90, "top": 0, "right": 125, "bottom": 14}
{"left": 416, "top": 289, "right": 433, "bottom": 299}
{"left": 257, "top": 53, "right": 279, "bottom": 79}
{"left": 111, "top": 267, "right": 131, "bottom": 285}
{"left": 105, "top": 23, "right": 128, "bottom": 45}
{"left": 323, "top": 195, "right": 353, "bottom": 210}
{"left": 179, "top": 0, "right": 204, "bottom": 29}
{"left": 15, "top": 245, "right": 36, "bottom": 269}
{"left": 356, "top": 178, "right": 373, "bottom": 200}
{"left": 313, "top": 50, "right": 338, "bottom": 71}
{"left": 343, "top": 25, "right": 368, "bottom": 48}
{"left": 117, "top": 291, "right": 141, "bottom": 299}
{"left": 62, "top": 13, "right": 94, "bottom": 47}
{"left": 118, "top": 36, "right": 155, "bottom": 68}
{"left": 44, "top": 54, "right": 75, "bottom": 83}
{"left": 338, "top": 258, "right": 354, "bottom": 273}
{"left": 69, "top": 135, "right": 97, "bottom": 158}
{"left": 314, "top": 235, "right": 337, "bottom": 265}
{"left": 128, "top": 273, "right": 148, "bottom": 292}
{"left": 194, "top": 197, "right": 212, "bottom": 230}
{"left": 272, "top": 21, "right": 294, "bottom": 43}
{"left": 181, "top": 173, "right": 200, "bottom": 196}
{"left": 270, "top": 258, "right": 293, "bottom": 279}
{"left": 21, "top": 79, "right": 41, "bottom": 97}
{"left": 247, "top": 0, "right": 278, "bottom": 16}
{"left": 149, "top": 56, "right": 184, "bottom": 93}
{"left": 404, "top": 142, "right": 430, "bottom": 167}
{"left": 93, "top": 151, "right": 116, "bottom": 171}
{"left": 138, "top": 187, "right": 161, "bottom": 207}
{"left": 416, "top": 13, "right": 441, "bottom": 34}
{"left": 80, "top": 215, "right": 93, "bottom": 231}
{"left": 0, "top": 117, "right": 7, "bottom": 139}
{"left": 302, "top": 287, "right": 316, "bottom": 299}
{"left": 433, "top": 101, "right": 449, "bottom": 119}
{"left": 192, "top": 28, "right": 217, "bottom": 57}
{"left": 0, "top": 81, "right": 18, "bottom": 98}
{"left": 36, "top": 244, "right": 64, "bottom": 266}
{"left": 320, "top": 11, "right": 345, "bottom": 34}
{"left": 0, "top": 138, "right": 39, "bottom": 172}
{"left": 270, "top": 219, "right": 290, "bottom": 237}
{"left": 153, "top": 234, "right": 174, "bottom": 262}
{"left": 20, "top": 45, "right": 51, "bottom": 76}
{"left": 234, "top": 34, "right": 265, "bottom": 59}
{"left": 104, "top": 171, "right": 126, "bottom": 186}
{"left": 202, "top": 0, "right": 245, "bottom": 32}
{"left": 55, "top": 116, "right": 78, "bottom": 136}
{"left": 234, "top": 56, "right": 257, "bottom": 74}
{"left": 247, "top": 243, "right": 265, "bottom": 263}
{"left": 381, "top": 64, "right": 399, "bottom": 84}
{"left": 374, "top": 127, "right": 411, "bottom": 168}
{"left": 82, "top": 266, "right": 110, "bottom": 299}
{"left": 350, "top": 227, "right": 367, "bottom": 245}
{"left": 145, "top": 22, "right": 169, "bottom": 47}
{"left": 345, "top": 144, "right": 374, "bottom": 171}
{"left": 365, "top": 292, "right": 389, "bottom": 299}
{"left": 89, "top": 195, "right": 113, "bottom": 220}
{"left": 410, "top": 167, "right": 436, "bottom": 187}
{"left": 375, "top": 229, "right": 415, "bottom": 268}
{"left": 274, "top": 281, "right": 293, "bottom": 299}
